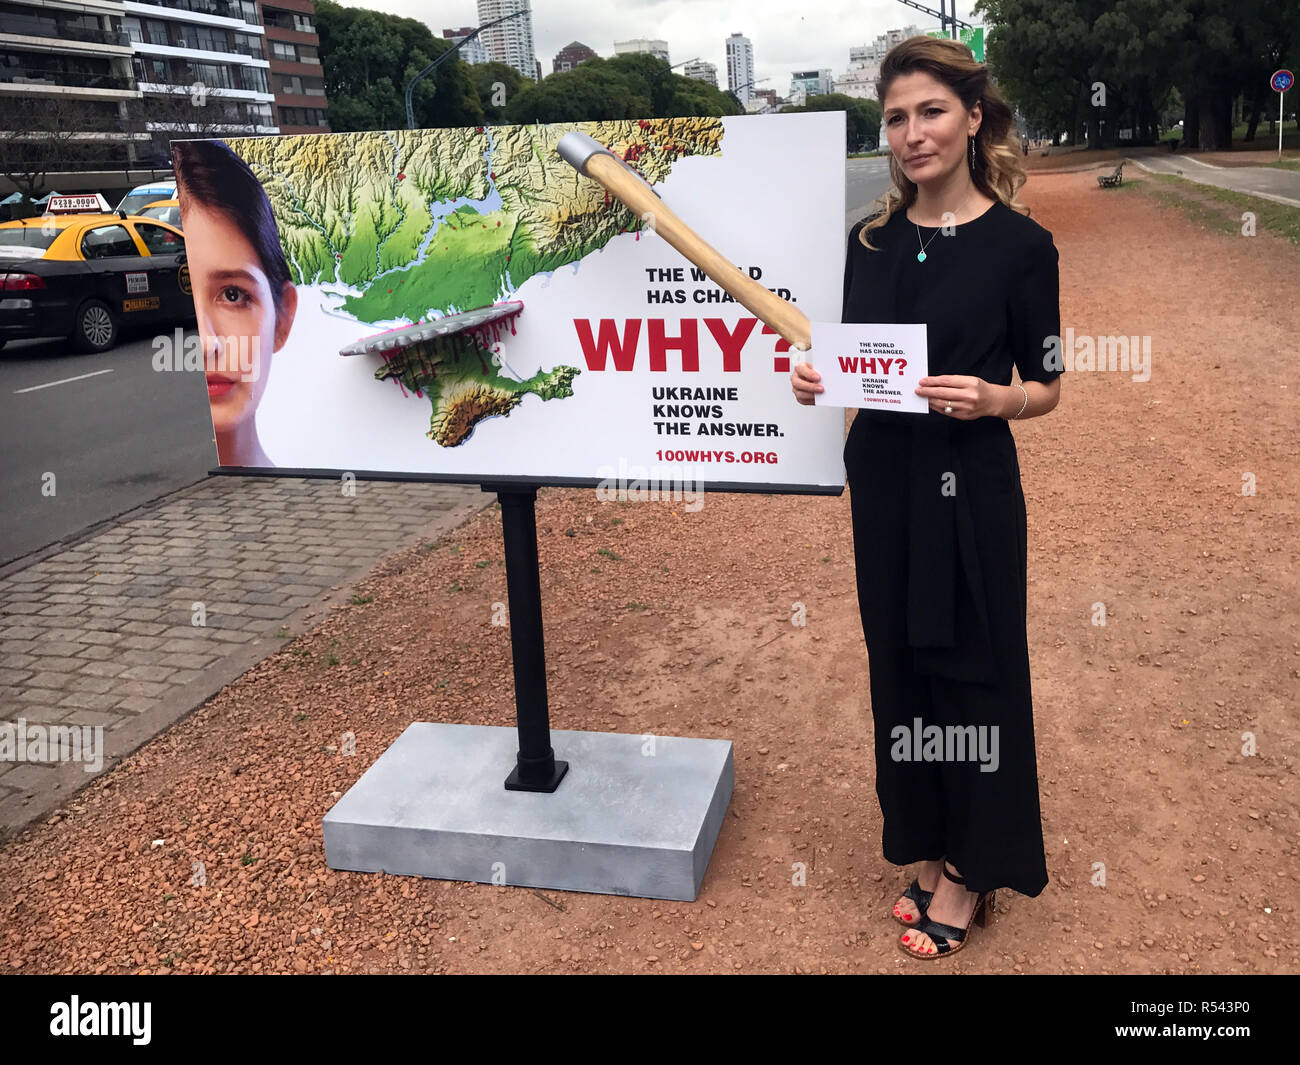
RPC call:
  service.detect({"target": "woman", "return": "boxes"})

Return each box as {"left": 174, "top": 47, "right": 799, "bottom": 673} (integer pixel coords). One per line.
{"left": 172, "top": 138, "right": 297, "bottom": 468}
{"left": 791, "top": 36, "right": 1062, "bottom": 959}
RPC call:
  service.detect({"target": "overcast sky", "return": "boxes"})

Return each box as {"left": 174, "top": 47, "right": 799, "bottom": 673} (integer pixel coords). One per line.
{"left": 337, "top": 1, "right": 952, "bottom": 89}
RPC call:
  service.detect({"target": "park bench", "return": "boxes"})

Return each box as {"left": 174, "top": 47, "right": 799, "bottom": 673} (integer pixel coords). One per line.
{"left": 1098, "top": 161, "right": 1125, "bottom": 188}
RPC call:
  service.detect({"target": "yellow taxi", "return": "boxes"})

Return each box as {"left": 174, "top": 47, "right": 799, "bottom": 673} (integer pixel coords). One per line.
{"left": 0, "top": 193, "right": 191, "bottom": 352}
{"left": 138, "top": 198, "right": 182, "bottom": 229}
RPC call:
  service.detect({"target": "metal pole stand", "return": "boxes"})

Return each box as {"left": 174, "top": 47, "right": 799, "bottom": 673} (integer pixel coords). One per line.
{"left": 488, "top": 485, "right": 569, "bottom": 793}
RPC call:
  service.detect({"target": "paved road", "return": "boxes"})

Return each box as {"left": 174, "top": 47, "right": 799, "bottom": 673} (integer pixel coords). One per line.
{"left": 846, "top": 156, "right": 893, "bottom": 229}
{"left": 1124, "top": 148, "right": 1300, "bottom": 208}
{"left": 0, "top": 327, "right": 214, "bottom": 566}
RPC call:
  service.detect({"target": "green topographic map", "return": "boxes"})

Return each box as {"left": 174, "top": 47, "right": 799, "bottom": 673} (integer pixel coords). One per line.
{"left": 228, "top": 119, "right": 724, "bottom": 445}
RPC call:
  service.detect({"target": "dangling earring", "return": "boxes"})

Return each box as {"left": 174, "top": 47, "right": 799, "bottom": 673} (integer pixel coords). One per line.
{"left": 969, "top": 135, "right": 976, "bottom": 171}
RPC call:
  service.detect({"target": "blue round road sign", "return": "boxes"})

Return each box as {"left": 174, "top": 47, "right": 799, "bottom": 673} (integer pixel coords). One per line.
{"left": 1271, "top": 69, "right": 1294, "bottom": 92}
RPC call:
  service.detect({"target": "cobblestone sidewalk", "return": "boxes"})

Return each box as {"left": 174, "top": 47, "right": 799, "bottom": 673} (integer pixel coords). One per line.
{"left": 0, "top": 476, "right": 488, "bottom": 837}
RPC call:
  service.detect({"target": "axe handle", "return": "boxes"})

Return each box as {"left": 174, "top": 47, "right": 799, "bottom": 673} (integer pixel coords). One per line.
{"left": 585, "top": 152, "right": 812, "bottom": 352}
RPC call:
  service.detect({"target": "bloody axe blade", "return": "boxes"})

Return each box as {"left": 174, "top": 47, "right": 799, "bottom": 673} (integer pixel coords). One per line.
{"left": 339, "top": 300, "right": 524, "bottom": 357}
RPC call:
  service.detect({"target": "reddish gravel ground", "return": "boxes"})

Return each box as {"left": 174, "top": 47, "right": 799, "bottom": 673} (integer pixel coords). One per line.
{"left": 1, "top": 168, "right": 1296, "bottom": 974}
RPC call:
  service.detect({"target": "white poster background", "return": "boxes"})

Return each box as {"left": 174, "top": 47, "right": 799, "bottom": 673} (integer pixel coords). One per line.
{"left": 250, "top": 113, "right": 847, "bottom": 490}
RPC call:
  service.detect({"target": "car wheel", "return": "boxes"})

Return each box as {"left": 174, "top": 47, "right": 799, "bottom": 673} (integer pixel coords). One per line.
{"left": 72, "top": 299, "right": 118, "bottom": 353}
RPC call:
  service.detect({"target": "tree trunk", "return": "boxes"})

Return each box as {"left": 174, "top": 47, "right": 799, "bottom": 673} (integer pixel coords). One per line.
{"left": 1196, "top": 89, "right": 1232, "bottom": 150}
{"left": 1183, "top": 90, "right": 1200, "bottom": 150}
{"left": 1245, "top": 87, "right": 1262, "bottom": 142}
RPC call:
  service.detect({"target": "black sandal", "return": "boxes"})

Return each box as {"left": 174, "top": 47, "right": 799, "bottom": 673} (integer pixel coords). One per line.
{"left": 892, "top": 876, "right": 935, "bottom": 927}
{"left": 897, "top": 865, "right": 996, "bottom": 960}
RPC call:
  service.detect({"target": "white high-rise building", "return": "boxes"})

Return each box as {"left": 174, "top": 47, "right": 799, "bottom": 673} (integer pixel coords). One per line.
{"left": 789, "top": 68, "right": 834, "bottom": 102}
{"left": 614, "top": 38, "right": 669, "bottom": 63}
{"left": 443, "top": 27, "right": 490, "bottom": 66}
{"left": 725, "top": 32, "right": 754, "bottom": 103}
{"left": 476, "top": 0, "right": 537, "bottom": 81}
{"left": 683, "top": 59, "right": 717, "bottom": 87}
{"left": 851, "top": 25, "right": 924, "bottom": 66}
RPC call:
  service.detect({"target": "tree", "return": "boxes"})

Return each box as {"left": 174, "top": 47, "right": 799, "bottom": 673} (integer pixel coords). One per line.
{"left": 975, "top": 0, "right": 1298, "bottom": 150}
{"left": 315, "top": 0, "right": 484, "bottom": 131}
{"left": 470, "top": 62, "right": 532, "bottom": 123}
{"left": 781, "top": 93, "right": 883, "bottom": 152}
{"left": 501, "top": 55, "right": 742, "bottom": 124}
{"left": 0, "top": 95, "right": 115, "bottom": 203}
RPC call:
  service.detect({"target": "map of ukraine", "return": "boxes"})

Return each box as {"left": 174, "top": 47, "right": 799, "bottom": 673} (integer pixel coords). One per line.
{"left": 228, "top": 118, "right": 725, "bottom": 446}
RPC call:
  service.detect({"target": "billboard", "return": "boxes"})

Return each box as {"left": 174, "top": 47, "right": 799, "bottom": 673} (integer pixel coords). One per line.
{"left": 172, "top": 112, "right": 847, "bottom": 493}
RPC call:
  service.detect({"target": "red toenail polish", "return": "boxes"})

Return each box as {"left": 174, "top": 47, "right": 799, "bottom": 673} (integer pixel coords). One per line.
{"left": 902, "top": 936, "right": 910, "bottom": 943}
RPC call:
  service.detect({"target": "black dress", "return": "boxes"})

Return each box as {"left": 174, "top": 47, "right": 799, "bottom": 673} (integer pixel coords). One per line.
{"left": 841, "top": 199, "right": 1061, "bottom": 899}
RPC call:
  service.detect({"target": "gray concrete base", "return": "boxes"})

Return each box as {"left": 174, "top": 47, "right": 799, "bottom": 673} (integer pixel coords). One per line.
{"left": 322, "top": 723, "right": 734, "bottom": 901}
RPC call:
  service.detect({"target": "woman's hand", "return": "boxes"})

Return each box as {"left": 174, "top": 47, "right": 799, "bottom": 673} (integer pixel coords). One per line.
{"left": 791, "top": 361, "right": 823, "bottom": 406}
{"left": 915, "top": 374, "right": 998, "bottom": 419}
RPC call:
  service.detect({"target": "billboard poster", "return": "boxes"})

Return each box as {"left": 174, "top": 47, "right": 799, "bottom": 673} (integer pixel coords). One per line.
{"left": 171, "top": 112, "right": 847, "bottom": 493}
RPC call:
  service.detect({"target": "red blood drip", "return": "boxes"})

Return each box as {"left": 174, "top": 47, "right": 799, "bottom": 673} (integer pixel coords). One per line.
{"left": 398, "top": 172, "right": 406, "bottom": 180}
{"left": 381, "top": 351, "right": 408, "bottom": 397}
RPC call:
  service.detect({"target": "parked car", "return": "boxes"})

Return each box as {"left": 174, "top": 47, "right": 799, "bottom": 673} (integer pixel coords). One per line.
{"left": 138, "top": 198, "right": 182, "bottom": 228}
{"left": 115, "top": 179, "right": 177, "bottom": 217}
{"left": 0, "top": 194, "right": 191, "bottom": 352}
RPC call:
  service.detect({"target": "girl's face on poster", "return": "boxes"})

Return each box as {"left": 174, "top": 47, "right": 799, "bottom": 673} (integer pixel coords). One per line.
{"left": 883, "top": 71, "right": 980, "bottom": 186}
{"left": 184, "top": 203, "right": 296, "bottom": 436}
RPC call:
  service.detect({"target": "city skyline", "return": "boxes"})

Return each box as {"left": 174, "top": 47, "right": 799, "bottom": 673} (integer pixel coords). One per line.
{"left": 342, "top": 0, "right": 957, "bottom": 91}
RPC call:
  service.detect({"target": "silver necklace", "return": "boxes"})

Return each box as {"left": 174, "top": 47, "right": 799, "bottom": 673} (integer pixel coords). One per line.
{"left": 912, "top": 190, "right": 975, "bottom": 262}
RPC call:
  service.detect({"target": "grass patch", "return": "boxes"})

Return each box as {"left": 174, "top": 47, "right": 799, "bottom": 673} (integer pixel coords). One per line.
{"left": 474, "top": 559, "right": 491, "bottom": 568}
{"left": 597, "top": 547, "right": 622, "bottom": 561}
{"left": 625, "top": 601, "right": 648, "bottom": 611}
{"left": 1121, "top": 174, "right": 1300, "bottom": 245}
{"left": 348, "top": 593, "right": 373, "bottom": 605}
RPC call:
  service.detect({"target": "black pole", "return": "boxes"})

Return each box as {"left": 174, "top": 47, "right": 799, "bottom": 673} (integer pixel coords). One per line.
{"left": 490, "top": 486, "right": 568, "bottom": 792}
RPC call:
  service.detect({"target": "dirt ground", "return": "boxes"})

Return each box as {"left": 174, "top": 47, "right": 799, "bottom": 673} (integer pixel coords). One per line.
{"left": 1024, "top": 145, "right": 1300, "bottom": 172}
{"left": 1, "top": 168, "right": 1297, "bottom": 975}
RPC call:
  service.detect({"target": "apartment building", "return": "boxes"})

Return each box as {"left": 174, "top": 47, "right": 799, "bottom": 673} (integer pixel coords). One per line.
{"left": 123, "top": 0, "right": 277, "bottom": 162}
{"left": 259, "top": 0, "right": 327, "bottom": 134}
{"left": 0, "top": 0, "right": 141, "bottom": 178}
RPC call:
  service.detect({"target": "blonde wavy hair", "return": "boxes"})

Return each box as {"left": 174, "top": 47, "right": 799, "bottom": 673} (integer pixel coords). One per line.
{"left": 860, "top": 35, "right": 1028, "bottom": 250}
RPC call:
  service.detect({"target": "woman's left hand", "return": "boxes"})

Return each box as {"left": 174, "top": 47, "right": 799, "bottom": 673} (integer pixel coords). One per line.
{"left": 915, "top": 374, "right": 996, "bottom": 420}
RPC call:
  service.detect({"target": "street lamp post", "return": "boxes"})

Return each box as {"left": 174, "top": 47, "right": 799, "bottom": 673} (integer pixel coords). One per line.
{"left": 404, "top": 10, "right": 525, "bottom": 130}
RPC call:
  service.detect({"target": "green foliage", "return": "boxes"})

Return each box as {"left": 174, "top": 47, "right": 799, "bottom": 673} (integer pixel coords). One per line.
{"left": 472, "top": 62, "right": 534, "bottom": 122}
{"left": 315, "top": 0, "right": 484, "bottom": 131}
{"left": 974, "top": 0, "right": 1299, "bottom": 150}
{"left": 502, "top": 55, "right": 743, "bottom": 123}
{"left": 781, "top": 93, "right": 883, "bottom": 151}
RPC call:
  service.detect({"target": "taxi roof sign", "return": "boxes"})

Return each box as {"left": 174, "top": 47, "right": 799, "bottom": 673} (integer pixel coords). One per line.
{"left": 46, "top": 194, "right": 112, "bottom": 214}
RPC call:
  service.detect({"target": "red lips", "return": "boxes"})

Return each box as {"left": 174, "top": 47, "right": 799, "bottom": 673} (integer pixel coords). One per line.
{"left": 205, "top": 373, "right": 238, "bottom": 399}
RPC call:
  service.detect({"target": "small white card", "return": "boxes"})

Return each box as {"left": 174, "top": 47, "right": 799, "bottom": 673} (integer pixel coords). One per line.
{"left": 808, "top": 322, "right": 929, "bottom": 412}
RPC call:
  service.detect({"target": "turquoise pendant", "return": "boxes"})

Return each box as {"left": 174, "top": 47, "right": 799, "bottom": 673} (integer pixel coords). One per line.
{"left": 917, "top": 251, "right": 927, "bottom": 262}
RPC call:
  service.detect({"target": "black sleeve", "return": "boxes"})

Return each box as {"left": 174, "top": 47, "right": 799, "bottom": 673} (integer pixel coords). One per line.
{"left": 1009, "top": 226, "right": 1064, "bottom": 384}
{"left": 841, "top": 222, "right": 862, "bottom": 325}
